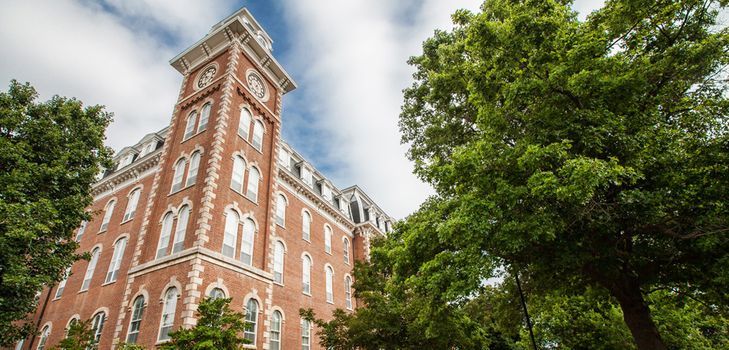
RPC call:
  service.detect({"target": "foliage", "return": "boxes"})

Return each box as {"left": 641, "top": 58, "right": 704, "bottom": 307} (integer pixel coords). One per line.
{"left": 116, "top": 343, "right": 147, "bottom": 350}
{"left": 50, "top": 319, "right": 96, "bottom": 350}
{"left": 398, "top": 0, "right": 729, "bottom": 348}
{"left": 160, "top": 297, "right": 250, "bottom": 350}
{"left": 0, "top": 80, "right": 112, "bottom": 345}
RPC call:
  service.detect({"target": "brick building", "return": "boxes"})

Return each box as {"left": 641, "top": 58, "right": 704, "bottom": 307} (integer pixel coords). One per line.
{"left": 19, "top": 8, "right": 393, "bottom": 350}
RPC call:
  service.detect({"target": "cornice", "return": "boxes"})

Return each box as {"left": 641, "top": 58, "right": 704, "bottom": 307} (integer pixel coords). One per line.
{"left": 278, "top": 168, "right": 355, "bottom": 231}
{"left": 91, "top": 151, "right": 162, "bottom": 197}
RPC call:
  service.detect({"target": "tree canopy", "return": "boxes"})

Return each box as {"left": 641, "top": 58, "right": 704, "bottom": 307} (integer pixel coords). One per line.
{"left": 396, "top": 0, "right": 729, "bottom": 348}
{"left": 0, "top": 81, "right": 112, "bottom": 346}
{"left": 160, "top": 297, "right": 250, "bottom": 350}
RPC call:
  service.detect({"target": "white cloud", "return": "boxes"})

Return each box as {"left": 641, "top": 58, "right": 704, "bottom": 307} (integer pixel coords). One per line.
{"left": 278, "top": 0, "right": 481, "bottom": 219}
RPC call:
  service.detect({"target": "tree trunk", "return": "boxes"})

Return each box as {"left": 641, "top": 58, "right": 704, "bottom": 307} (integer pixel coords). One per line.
{"left": 607, "top": 275, "right": 667, "bottom": 350}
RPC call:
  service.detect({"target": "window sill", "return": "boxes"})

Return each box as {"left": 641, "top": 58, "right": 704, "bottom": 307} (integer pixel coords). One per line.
{"left": 169, "top": 183, "right": 194, "bottom": 197}
{"left": 273, "top": 281, "right": 284, "bottom": 287}
{"left": 326, "top": 300, "right": 334, "bottom": 305}
{"left": 302, "top": 237, "right": 311, "bottom": 243}
{"left": 302, "top": 292, "right": 311, "bottom": 297}
{"left": 181, "top": 129, "right": 205, "bottom": 144}
{"left": 78, "top": 289, "right": 89, "bottom": 294}
{"left": 52, "top": 296, "right": 62, "bottom": 301}
{"left": 120, "top": 218, "right": 133, "bottom": 225}
{"left": 98, "top": 229, "right": 107, "bottom": 234}
{"left": 325, "top": 251, "right": 332, "bottom": 255}
{"left": 155, "top": 339, "right": 172, "bottom": 346}
{"left": 276, "top": 222, "right": 285, "bottom": 229}
{"left": 102, "top": 280, "right": 116, "bottom": 287}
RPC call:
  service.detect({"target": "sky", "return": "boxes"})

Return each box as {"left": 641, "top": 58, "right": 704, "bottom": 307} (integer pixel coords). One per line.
{"left": 0, "top": 0, "right": 606, "bottom": 219}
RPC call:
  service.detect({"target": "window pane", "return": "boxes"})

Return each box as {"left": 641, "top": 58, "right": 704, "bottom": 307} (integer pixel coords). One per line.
{"left": 171, "top": 159, "right": 186, "bottom": 192}
{"left": 157, "top": 213, "right": 174, "bottom": 258}
{"left": 324, "top": 226, "right": 332, "bottom": 254}
{"left": 238, "top": 108, "right": 252, "bottom": 140}
{"left": 55, "top": 267, "right": 71, "bottom": 298}
{"left": 105, "top": 238, "right": 127, "bottom": 283}
{"left": 302, "top": 212, "right": 311, "bottom": 241}
{"left": 100, "top": 200, "right": 115, "bottom": 232}
{"left": 275, "top": 195, "right": 286, "bottom": 226}
{"left": 184, "top": 111, "right": 197, "bottom": 139}
{"left": 273, "top": 242, "right": 284, "bottom": 283}
{"left": 223, "top": 210, "right": 239, "bottom": 258}
{"left": 123, "top": 189, "right": 140, "bottom": 222}
{"left": 252, "top": 121, "right": 264, "bottom": 150}
{"left": 325, "top": 266, "right": 333, "bottom": 303}
{"left": 345, "top": 276, "right": 353, "bottom": 309}
{"left": 127, "top": 296, "right": 145, "bottom": 343}
{"left": 269, "top": 311, "right": 281, "bottom": 350}
{"left": 343, "top": 238, "right": 350, "bottom": 263}
{"left": 302, "top": 255, "right": 311, "bottom": 294}
{"left": 241, "top": 219, "right": 255, "bottom": 265}
{"left": 186, "top": 152, "right": 201, "bottom": 186}
{"left": 244, "top": 299, "right": 258, "bottom": 343}
{"left": 82, "top": 248, "right": 100, "bottom": 291}
{"left": 172, "top": 206, "right": 189, "bottom": 254}
{"left": 246, "top": 167, "right": 260, "bottom": 201}
{"left": 91, "top": 312, "right": 105, "bottom": 344}
{"left": 198, "top": 103, "right": 211, "bottom": 132}
{"left": 159, "top": 288, "right": 177, "bottom": 341}
{"left": 231, "top": 156, "right": 245, "bottom": 192}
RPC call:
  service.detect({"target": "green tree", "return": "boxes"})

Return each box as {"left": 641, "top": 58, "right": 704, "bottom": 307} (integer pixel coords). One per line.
{"left": 50, "top": 319, "right": 96, "bottom": 350}
{"left": 0, "top": 81, "right": 112, "bottom": 346}
{"left": 160, "top": 297, "right": 250, "bottom": 350}
{"left": 399, "top": 0, "right": 729, "bottom": 348}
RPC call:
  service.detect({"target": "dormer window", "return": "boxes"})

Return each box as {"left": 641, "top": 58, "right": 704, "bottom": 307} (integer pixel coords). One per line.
{"left": 278, "top": 148, "right": 290, "bottom": 169}
{"left": 118, "top": 154, "right": 134, "bottom": 169}
{"left": 301, "top": 167, "right": 312, "bottom": 187}
{"left": 322, "top": 184, "right": 332, "bottom": 200}
{"left": 139, "top": 142, "right": 156, "bottom": 157}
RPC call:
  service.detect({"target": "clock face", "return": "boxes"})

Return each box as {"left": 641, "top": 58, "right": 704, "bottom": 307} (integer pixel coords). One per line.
{"left": 247, "top": 72, "right": 266, "bottom": 99}
{"left": 197, "top": 66, "right": 216, "bottom": 89}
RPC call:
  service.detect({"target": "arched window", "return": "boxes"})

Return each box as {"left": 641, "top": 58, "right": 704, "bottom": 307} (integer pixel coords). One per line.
{"left": 66, "top": 317, "right": 79, "bottom": 336}
{"left": 252, "top": 120, "right": 264, "bottom": 150}
{"left": 209, "top": 288, "right": 225, "bottom": 299}
{"left": 75, "top": 221, "right": 87, "bottom": 242}
{"left": 231, "top": 156, "right": 245, "bottom": 192}
{"left": 123, "top": 189, "right": 141, "bottom": 222}
{"left": 186, "top": 152, "right": 201, "bottom": 186}
{"left": 269, "top": 310, "right": 282, "bottom": 350}
{"left": 238, "top": 108, "right": 252, "bottom": 140}
{"left": 90, "top": 311, "right": 105, "bottom": 345}
{"left": 301, "top": 319, "right": 311, "bottom": 350}
{"left": 55, "top": 267, "right": 71, "bottom": 299}
{"left": 126, "top": 296, "right": 145, "bottom": 343}
{"left": 273, "top": 242, "right": 284, "bottom": 283}
{"left": 302, "top": 254, "right": 311, "bottom": 294}
{"left": 81, "top": 247, "right": 100, "bottom": 291}
{"left": 172, "top": 206, "right": 190, "bottom": 254}
{"left": 171, "top": 159, "right": 186, "bottom": 193}
{"left": 156, "top": 213, "right": 174, "bottom": 258}
{"left": 345, "top": 276, "right": 353, "bottom": 309}
{"left": 198, "top": 103, "right": 211, "bottom": 132}
{"left": 343, "top": 238, "right": 350, "bottom": 264}
{"left": 183, "top": 111, "right": 197, "bottom": 139}
{"left": 241, "top": 218, "right": 255, "bottom": 265}
{"left": 275, "top": 194, "right": 286, "bottom": 226}
{"left": 222, "top": 209, "right": 238, "bottom": 258}
{"left": 105, "top": 237, "right": 127, "bottom": 283}
{"left": 159, "top": 287, "right": 178, "bottom": 341}
{"left": 246, "top": 167, "right": 260, "bottom": 201}
{"left": 324, "top": 226, "right": 332, "bottom": 254}
{"left": 244, "top": 299, "right": 259, "bottom": 343}
{"left": 302, "top": 211, "right": 311, "bottom": 241}
{"left": 325, "top": 266, "right": 334, "bottom": 303}
{"left": 100, "top": 200, "right": 115, "bottom": 232}
{"left": 37, "top": 325, "right": 50, "bottom": 350}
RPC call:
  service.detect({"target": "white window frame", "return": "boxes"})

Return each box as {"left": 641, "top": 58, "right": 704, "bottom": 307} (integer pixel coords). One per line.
{"left": 75, "top": 221, "right": 87, "bottom": 242}
{"left": 123, "top": 189, "right": 141, "bottom": 222}
{"left": 273, "top": 241, "right": 285, "bottom": 284}
{"left": 37, "top": 325, "right": 50, "bottom": 350}
{"left": 198, "top": 103, "right": 211, "bottom": 132}
{"left": 156, "top": 213, "right": 174, "bottom": 259}
{"left": 183, "top": 111, "right": 197, "bottom": 140}
{"left": 126, "top": 296, "right": 145, "bottom": 344}
{"left": 325, "top": 265, "right": 334, "bottom": 303}
{"left": 246, "top": 167, "right": 260, "bottom": 202}
{"left": 55, "top": 267, "right": 71, "bottom": 298}
{"left": 343, "top": 237, "right": 350, "bottom": 264}
{"left": 172, "top": 206, "right": 189, "bottom": 254}
{"left": 302, "top": 254, "right": 311, "bottom": 295}
{"left": 302, "top": 211, "right": 311, "bottom": 241}
{"left": 100, "top": 200, "right": 115, "bottom": 232}
{"left": 158, "top": 288, "right": 178, "bottom": 341}
{"left": 244, "top": 299, "right": 259, "bottom": 343}
{"left": 275, "top": 194, "right": 286, "bottom": 226}
{"left": 171, "top": 159, "right": 186, "bottom": 193}
{"left": 252, "top": 120, "right": 264, "bottom": 150}
{"left": 81, "top": 248, "right": 100, "bottom": 291}
{"left": 105, "top": 237, "right": 127, "bottom": 283}
{"left": 324, "top": 226, "right": 332, "bottom": 254}
{"left": 301, "top": 319, "right": 311, "bottom": 350}
{"left": 238, "top": 108, "right": 252, "bottom": 140}
{"left": 345, "top": 275, "right": 353, "bottom": 310}
{"left": 90, "top": 311, "right": 105, "bottom": 345}
{"left": 222, "top": 209, "right": 239, "bottom": 258}
{"left": 231, "top": 156, "right": 246, "bottom": 192}
{"left": 269, "top": 310, "right": 282, "bottom": 350}
{"left": 240, "top": 218, "right": 255, "bottom": 265}
{"left": 186, "top": 152, "right": 201, "bottom": 187}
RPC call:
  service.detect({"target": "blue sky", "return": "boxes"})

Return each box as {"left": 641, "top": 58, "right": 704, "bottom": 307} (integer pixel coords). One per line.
{"left": 0, "top": 0, "right": 605, "bottom": 218}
